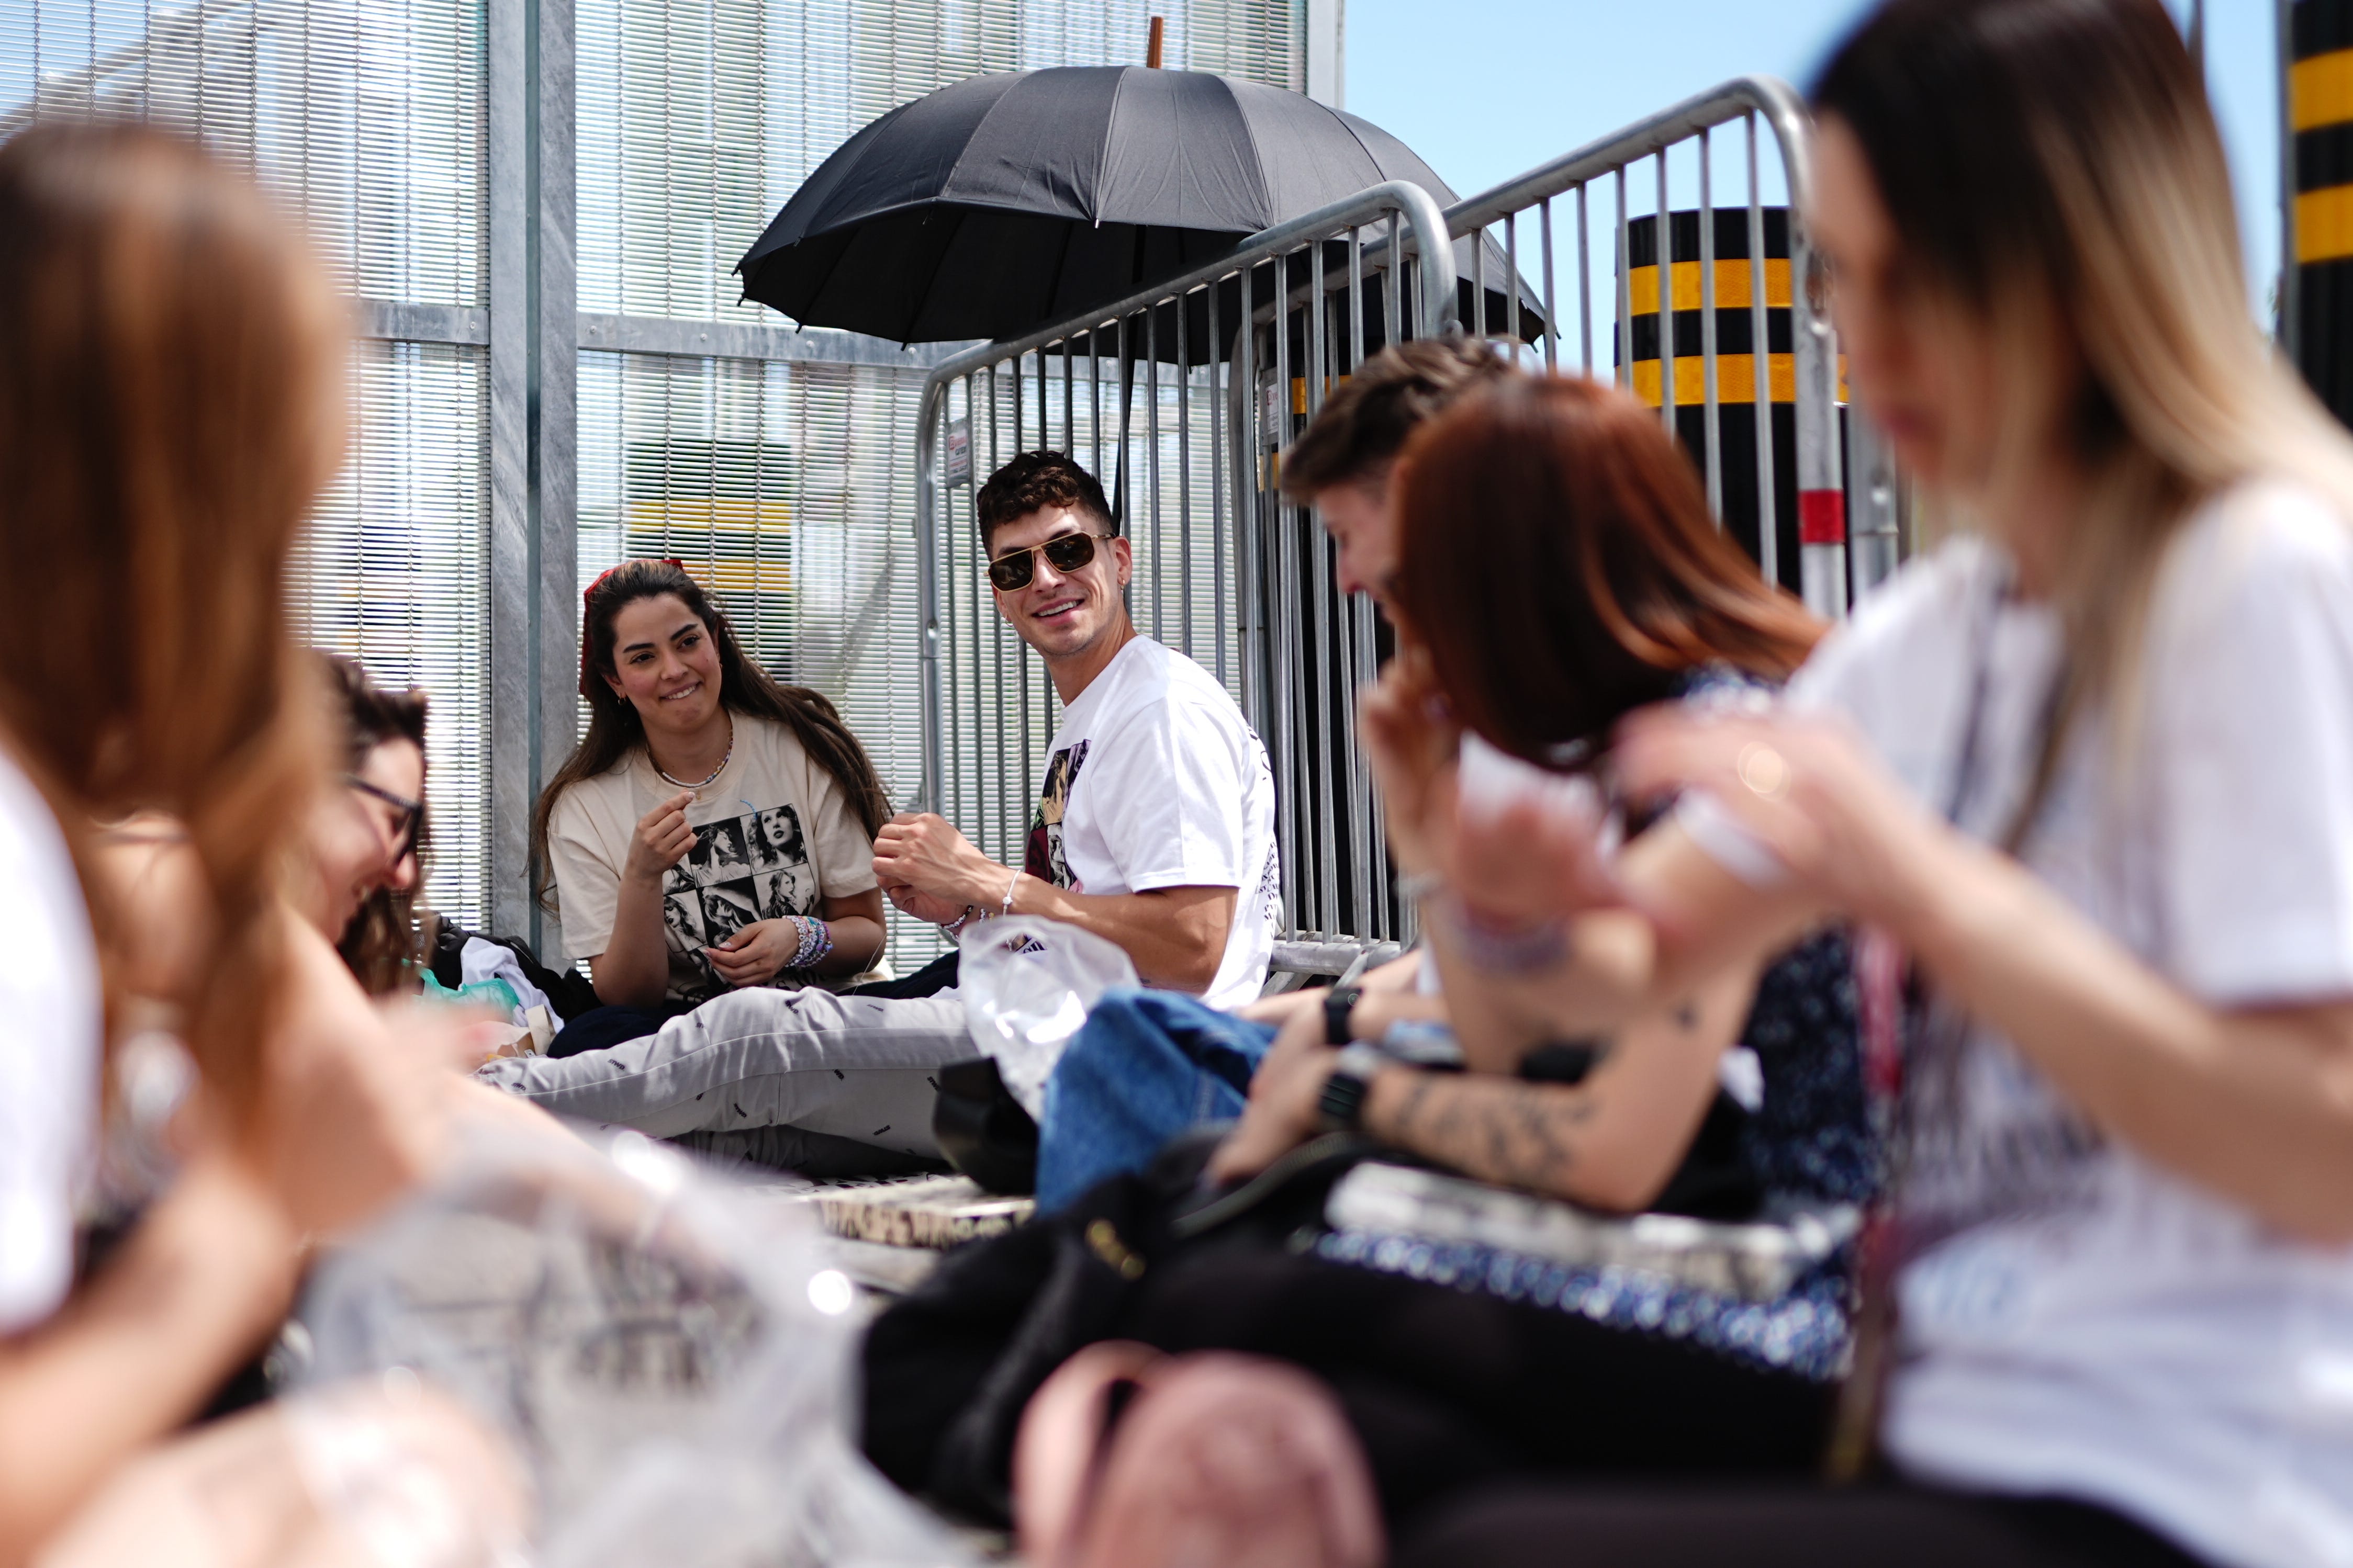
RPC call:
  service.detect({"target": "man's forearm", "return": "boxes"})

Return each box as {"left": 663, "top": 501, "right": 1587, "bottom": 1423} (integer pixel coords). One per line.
{"left": 1002, "top": 874, "right": 1235, "bottom": 994}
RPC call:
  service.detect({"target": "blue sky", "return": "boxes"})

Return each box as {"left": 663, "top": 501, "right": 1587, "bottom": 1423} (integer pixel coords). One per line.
{"left": 1347, "top": 0, "right": 2284, "bottom": 328}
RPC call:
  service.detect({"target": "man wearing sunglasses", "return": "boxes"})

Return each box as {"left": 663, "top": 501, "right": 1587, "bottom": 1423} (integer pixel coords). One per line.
{"left": 872, "top": 450, "right": 1278, "bottom": 1010}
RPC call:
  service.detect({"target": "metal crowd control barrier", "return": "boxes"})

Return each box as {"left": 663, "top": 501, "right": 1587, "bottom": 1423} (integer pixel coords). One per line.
{"left": 912, "top": 182, "right": 1459, "bottom": 953}
{"left": 911, "top": 78, "right": 1889, "bottom": 957}
{"left": 1442, "top": 75, "right": 1862, "bottom": 619}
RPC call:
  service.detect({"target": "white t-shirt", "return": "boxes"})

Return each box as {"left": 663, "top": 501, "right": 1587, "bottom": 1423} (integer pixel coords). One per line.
{"left": 0, "top": 748, "right": 101, "bottom": 1335}
{"left": 1026, "top": 636, "right": 1278, "bottom": 1011}
{"left": 547, "top": 712, "right": 880, "bottom": 1001}
{"left": 1783, "top": 479, "right": 2353, "bottom": 1568}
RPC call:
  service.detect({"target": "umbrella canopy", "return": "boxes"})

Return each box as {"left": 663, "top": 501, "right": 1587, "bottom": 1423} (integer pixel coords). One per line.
{"left": 737, "top": 66, "right": 1539, "bottom": 350}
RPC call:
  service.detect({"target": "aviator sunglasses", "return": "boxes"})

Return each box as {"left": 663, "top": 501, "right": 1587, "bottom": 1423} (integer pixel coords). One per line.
{"left": 985, "top": 531, "right": 1113, "bottom": 592}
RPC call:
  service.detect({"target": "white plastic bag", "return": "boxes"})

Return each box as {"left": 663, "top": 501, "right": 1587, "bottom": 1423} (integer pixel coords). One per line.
{"left": 294, "top": 1125, "right": 976, "bottom": 1568}
{"left": 957, "top": 916, "right": 1137, "bottom": 1119}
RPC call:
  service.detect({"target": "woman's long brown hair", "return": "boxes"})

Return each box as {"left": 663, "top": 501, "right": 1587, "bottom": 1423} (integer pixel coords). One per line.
{"left": 528, "top": 559, "right": 891, "bottom": 912}
{"left": 1389, "top": 375, "right": 1821, "bottom": 762}
{"left": 0, "top": 123, "right": 342, "bottom": 1124}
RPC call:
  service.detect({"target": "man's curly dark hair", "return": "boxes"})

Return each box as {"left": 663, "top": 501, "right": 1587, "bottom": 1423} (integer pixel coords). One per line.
{"left": 974, "top": 449, "right": 1114, "bottom": 552}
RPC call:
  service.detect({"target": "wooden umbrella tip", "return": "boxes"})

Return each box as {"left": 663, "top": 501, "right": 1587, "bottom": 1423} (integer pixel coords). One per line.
{"left": 1146, "top": 15, "right": 1164, "bottom": 69}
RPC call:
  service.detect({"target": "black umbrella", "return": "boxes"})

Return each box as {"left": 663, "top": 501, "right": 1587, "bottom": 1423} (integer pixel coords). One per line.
{"left": 736, "top": 65, "right": 1541, "bottom": 352}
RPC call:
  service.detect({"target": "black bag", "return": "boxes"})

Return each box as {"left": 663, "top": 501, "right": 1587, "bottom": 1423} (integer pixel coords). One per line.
{"left": 929, "top": 1056, "right": 1040, "bottom": 1197}
{"left": 860, "top": 1044, "right": 1768, "bottom": 1525}
{"left": 860, "top": 1129, "right": 1368, "bottom": 1524}
{"left": 426, "top": 920, "right": 601, "bottom": 1021}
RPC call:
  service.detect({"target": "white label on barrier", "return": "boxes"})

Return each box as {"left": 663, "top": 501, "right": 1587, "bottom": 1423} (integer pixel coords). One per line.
{"left": 945, "top": 418, "right": 971, "bottom": 486}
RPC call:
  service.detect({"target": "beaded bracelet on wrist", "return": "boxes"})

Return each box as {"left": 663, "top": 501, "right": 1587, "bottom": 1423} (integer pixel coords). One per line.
{"left": 1440, "top": 895, "right": 1571, "bottom": 975}
{"left": 782, "top": 913, "right": 835, "bottom": 970}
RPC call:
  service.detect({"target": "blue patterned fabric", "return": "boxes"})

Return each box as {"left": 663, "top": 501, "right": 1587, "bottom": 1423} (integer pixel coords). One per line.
{"left": 1315, "top": 925, "right": 1867, "bottom": 1381}
{"left": 1311, "top": 1231, "right": 1856, "bottom": 1382}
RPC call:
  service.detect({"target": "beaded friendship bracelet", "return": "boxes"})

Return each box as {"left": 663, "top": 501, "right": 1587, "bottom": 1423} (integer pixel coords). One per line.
{"left": 1439, "top": 895, "right": 1570, "bottom": 975}
{"left": 783, "top": 912, "right": 835, "bottom": 970}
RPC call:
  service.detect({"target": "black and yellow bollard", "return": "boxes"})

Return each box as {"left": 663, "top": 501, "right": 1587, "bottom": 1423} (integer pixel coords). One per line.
{"left": 2295, "top": 0, "right": 2353, "bottom": 424}
{"left": 1622, "top": 208, "right": 1803, "bottom": 595}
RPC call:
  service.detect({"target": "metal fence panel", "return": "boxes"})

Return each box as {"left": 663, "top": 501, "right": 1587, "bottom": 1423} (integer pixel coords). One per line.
{"left": 913, "top": 80, "right": 1905, "bottom": 955}
{"left": 914, "top": 182, "right": 1458, "bottom": 949}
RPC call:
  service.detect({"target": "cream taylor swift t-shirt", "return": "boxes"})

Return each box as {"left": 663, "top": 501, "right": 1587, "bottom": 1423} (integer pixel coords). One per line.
{"left": 547, "top": 712, "right": 879, "bottom": 1001}
{"left": 1027, "top": 635, "right": 1278, "bottom": 1011}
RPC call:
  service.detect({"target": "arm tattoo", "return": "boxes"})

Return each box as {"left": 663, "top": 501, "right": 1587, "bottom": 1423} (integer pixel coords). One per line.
{"left": 1381, "top": 1071, "right": 1600, "bottom": 1193}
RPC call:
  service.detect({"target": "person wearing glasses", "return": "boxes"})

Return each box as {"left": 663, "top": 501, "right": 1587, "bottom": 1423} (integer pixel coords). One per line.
{"left": 313, "top": 654, "right": 429, "bottom": 996}
{"left": 477, "top": 451, "right": 1276, "bottom": 1173}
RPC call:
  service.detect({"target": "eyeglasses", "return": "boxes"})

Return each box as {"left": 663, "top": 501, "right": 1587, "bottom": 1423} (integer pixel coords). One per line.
{"left": 345, "top": 774, "right": 424, "bottom": 860}
{"left": 985, "top": 531, "right": 1113, "bottom": 592}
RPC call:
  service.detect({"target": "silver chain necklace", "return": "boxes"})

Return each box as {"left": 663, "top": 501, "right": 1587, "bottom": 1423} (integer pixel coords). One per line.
{"left": 651, "top": 713, "right": 734, "bottom": 791}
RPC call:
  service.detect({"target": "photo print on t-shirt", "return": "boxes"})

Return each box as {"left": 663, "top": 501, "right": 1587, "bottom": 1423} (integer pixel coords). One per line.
{"left": 662, "top": 802, "right": 820, "bottom": 993}
{"left": 1024, "top": 740, "right": 1089, "bottom": 890}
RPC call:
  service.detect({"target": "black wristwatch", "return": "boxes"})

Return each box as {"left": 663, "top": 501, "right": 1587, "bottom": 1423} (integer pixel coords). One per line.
{"left": 1316, "top": 1043, "right": 1388, "bottom": 1133}
{"left": 1323, "top": 984, "right": 1365, "bottom": 1045}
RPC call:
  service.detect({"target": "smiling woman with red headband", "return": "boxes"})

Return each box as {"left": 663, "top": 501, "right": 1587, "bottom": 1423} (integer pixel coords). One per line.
{"left": 525, "top": 559, "right": 892, "bottom": 1057}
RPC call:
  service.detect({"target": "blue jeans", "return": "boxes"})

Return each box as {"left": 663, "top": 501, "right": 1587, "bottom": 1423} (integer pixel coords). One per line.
{"left": 1036, "top": 988, "right": 1278, "bottom": 1213}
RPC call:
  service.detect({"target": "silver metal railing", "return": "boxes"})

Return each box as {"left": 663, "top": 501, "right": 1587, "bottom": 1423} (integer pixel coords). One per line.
{"left": 910, "top": 79, "right": 1902, "bottom": 960}
{"left": 1442, "top": 75, "right": 1874, "bottom": 619}
{"left": 911, "top": 181, "right": 1460, "bottom": 955}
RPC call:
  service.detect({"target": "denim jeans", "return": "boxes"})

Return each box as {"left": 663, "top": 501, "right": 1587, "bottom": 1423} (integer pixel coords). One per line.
{"left": 1036, "top": 988, "right": 1278, "bottom": 1212}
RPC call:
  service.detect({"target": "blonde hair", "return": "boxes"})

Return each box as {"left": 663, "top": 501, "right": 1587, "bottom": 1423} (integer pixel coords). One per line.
{"left": 1818, "top": 0, "right": 2353, "bottom": 749}
{"left": 0, "top": 122, "right": 345, "bottom": 1124}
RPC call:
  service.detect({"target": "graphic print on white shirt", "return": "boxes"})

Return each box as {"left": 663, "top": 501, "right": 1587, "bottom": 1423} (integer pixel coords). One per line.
{"left": 660, "top": 802, "right": 820, "bottom": 990}
{"left": 1027, "top": 741, "right": 1088, "bottom": 889}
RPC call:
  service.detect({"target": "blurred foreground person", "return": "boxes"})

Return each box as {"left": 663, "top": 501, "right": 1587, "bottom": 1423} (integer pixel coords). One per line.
{"left": 0, "top": 123, "right": 509, "bottom": 1567}
{"left": 1374, "top": 1, "right": 2353, "bottom": 1564}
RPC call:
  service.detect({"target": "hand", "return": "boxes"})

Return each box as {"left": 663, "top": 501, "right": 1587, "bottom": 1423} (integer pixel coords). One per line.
{"left": 1207, "top": 1007, "right": 1344, "bottom": 1184}
{"left": 1442, "top": 782, "right": 1621, "bottom": 929}
{"left": 1358, "top": 649, "right": 1460, "bottom": 874}
{"left": 1611, "top": 706, "right": 1945, "bottom": 928}
{"left": 1236, "top": 985, "right": 1326, "bottom": 1026}
{"left": 882, "top": 881, "right": 976, "bottom": 928}
{"left": 873, "top": 811, "right": 1005, "bottom": 910}
{"left": 248, "top": 920, "right": 447, "bottom": 1237}
{"left": 623, "top": 790, "right": 697, "bottom": 888}
{"left": 376, "top": 995, "right": 525, "bottom": 1072}
{"left": 706, "top": 918, "right": 801, "bottom": 988}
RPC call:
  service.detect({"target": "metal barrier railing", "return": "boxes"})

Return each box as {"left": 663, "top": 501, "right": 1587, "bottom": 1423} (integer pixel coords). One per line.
{"left": 911, "top": 181, "right": 1459, "bottom": 952}
{"left": 1442, "top": 75, "right": 1857, "bottom": 619}
{"left": 911, "top": 77, "right": 1886, "bottom": 956}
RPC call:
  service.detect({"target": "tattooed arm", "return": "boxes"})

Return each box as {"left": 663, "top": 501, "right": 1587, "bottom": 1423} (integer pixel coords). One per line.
{"left": 1209, "top": 958, "right": 1764, "bottom": 1210}
{"left": 1358, "top": 957, "right": 1763, "bottom": 1211}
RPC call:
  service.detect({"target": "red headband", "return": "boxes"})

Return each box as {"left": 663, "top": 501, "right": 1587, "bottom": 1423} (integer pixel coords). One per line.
{"left": 580, "top": 558, "right": 687, "bottom": 700}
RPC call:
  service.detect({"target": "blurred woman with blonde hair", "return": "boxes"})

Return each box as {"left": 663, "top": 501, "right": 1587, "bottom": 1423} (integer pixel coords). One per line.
{"left": 1366, "top": 0, "right": 2353, "bottom": 1563}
